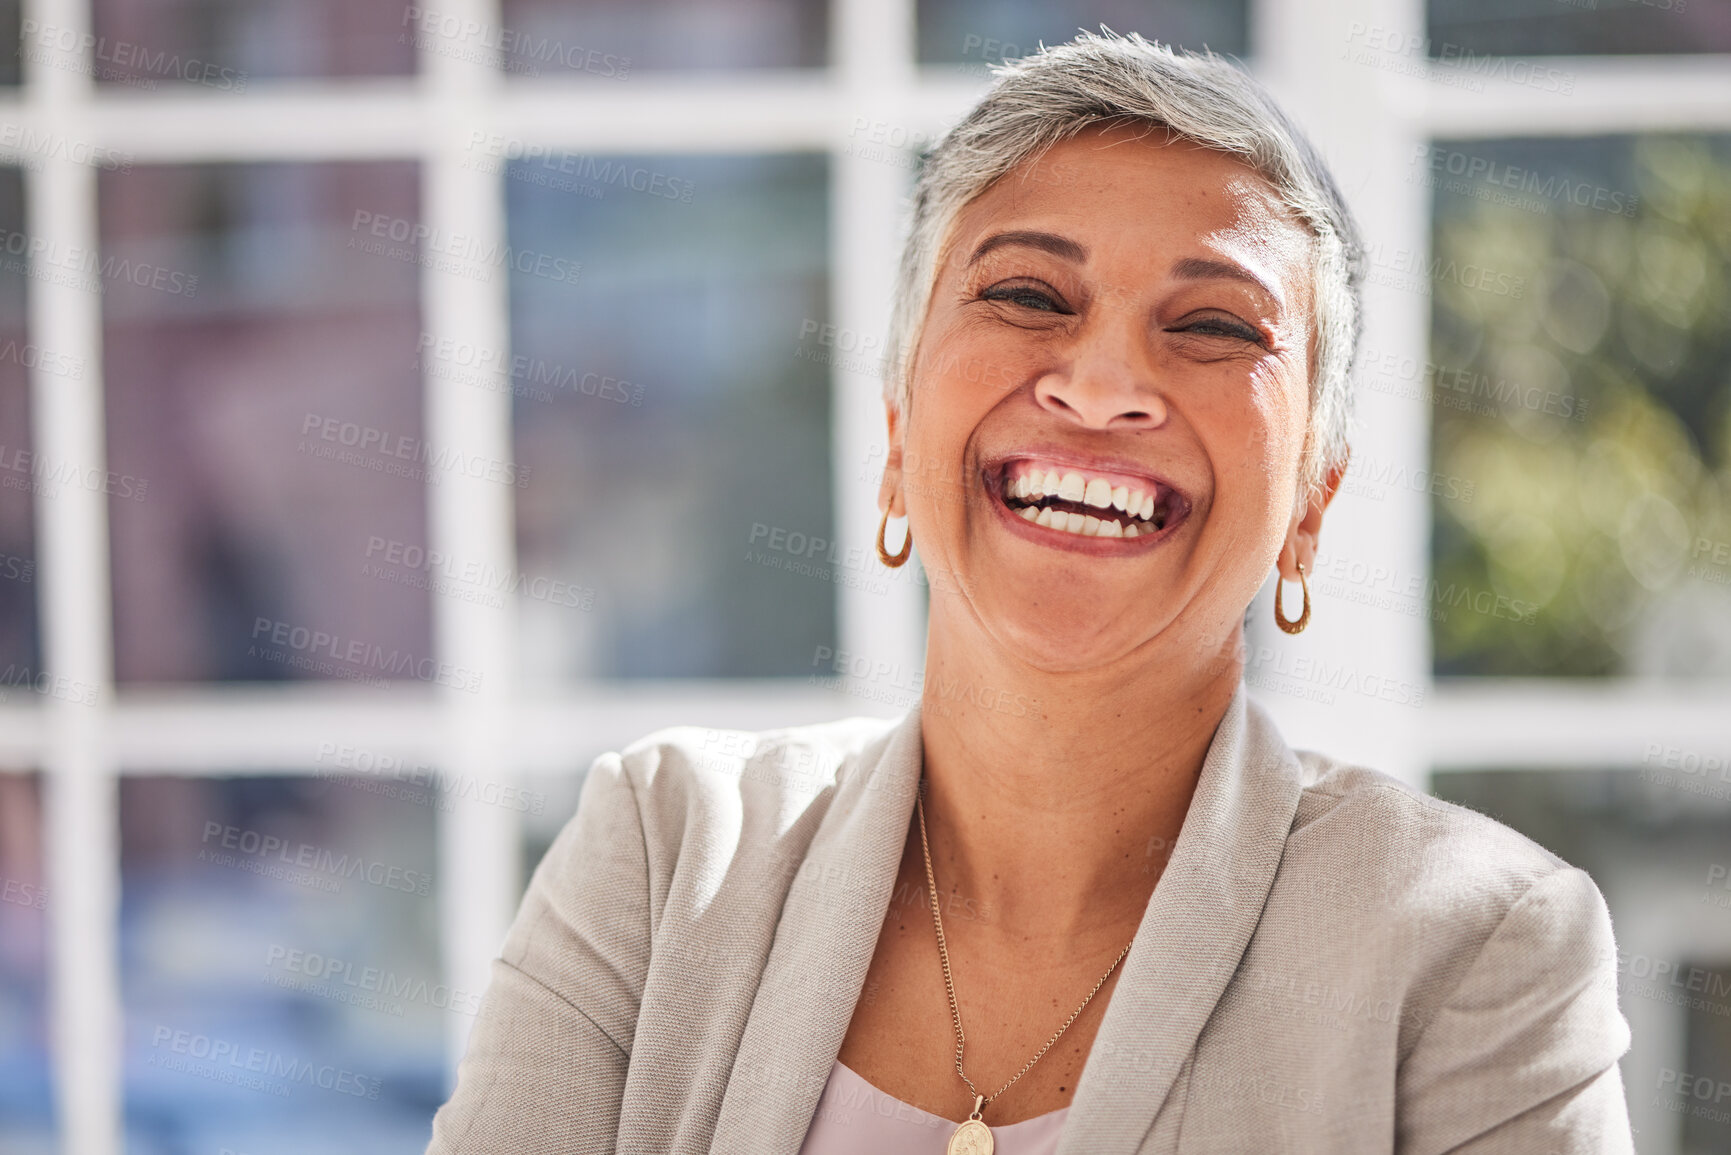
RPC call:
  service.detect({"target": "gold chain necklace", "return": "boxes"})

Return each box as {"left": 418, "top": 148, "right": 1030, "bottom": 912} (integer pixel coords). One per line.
{"left": 915, "top": 786, "right": 1136, "bottom": 1155}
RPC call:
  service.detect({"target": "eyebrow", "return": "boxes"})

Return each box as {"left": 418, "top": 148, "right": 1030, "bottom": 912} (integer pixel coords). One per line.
{"left": 1171, "top": 256, "right": 1283, "bottom": 306}
{"left": 967, "top": 230, "right": 1088, "bottom": 266}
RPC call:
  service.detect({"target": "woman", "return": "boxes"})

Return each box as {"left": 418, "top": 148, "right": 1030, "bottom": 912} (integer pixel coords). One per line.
{"left": 427, "top": 33, "right": 1632, "bottom": 1155}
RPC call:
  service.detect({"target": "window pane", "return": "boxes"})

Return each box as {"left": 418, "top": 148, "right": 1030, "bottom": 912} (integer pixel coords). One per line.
{"left": 505, "top": 153, "right": 832, "bottom": 679}
{"left": 0, "top": 0, "right": 19, "bottom": 86}
{"left": 101, "top": 162, "right": 431, "bottom": 686}
{"left": 0, "top": 773, "right": 51, "bottom": 1150}
{"left": 1432, "top": 764, "right": 1731, "bottom": 1149}
{"left": 0, "top": 166, "right": 35, "bottom": 678}
{"left": 83, "top": 0, "right": 412, "bottom": 86}
{"left": 121, "top": 774, "right": 441, "bottom": 1154}
{"left": 1427, "top": 0, "right": 1731, "bottom": 56}
{"left": 918, "top": 0, "right": 1248, "bottom": 66}
{"left": 496, "top": 0, "right": 826, "bottom": 75}
{"left": 1424, "top": 134, "right": 1731, "bottom": 676}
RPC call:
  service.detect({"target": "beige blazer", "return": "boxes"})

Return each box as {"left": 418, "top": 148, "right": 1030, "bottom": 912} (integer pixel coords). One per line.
{"left": 426, "top": 687, "right": 1633, "bottom": 1154}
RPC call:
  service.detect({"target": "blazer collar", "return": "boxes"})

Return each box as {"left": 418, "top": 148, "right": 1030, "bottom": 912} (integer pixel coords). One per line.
{"left": 709, "top": 685, "right": 1303, "bottom": 1155}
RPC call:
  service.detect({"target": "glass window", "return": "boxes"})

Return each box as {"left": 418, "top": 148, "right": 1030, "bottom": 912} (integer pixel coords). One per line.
{"left": 1427, "top": 0, "right": 1731, "bottom": 57}
{"left": 918, "top": 0, "right": 1247, "bottom": 68}
{"left": 0, "top": 0, "right": 19, "bottom": 86}
{"left": 83, "top": 0, "right": 412, "bottom": 87}
{"left": 0, "top": 166, "right": 35, "bottom": 679}
{"left": 1423, "top": 134, "right": 1731, "bottom": 676}
{"left": 100, "top": 161, "right": 433, "bottom": 686}
{"left": 506, "top": 152, "right": 833, "bottom": 679}
{"left": 0, "top": 773, "right": 50, "bottom": 1151}
{"left": 121, "top": 774, "right": 441, "bottom": 1154}
{"left": 496, "top": 0, "right": 826, "bottom": 77}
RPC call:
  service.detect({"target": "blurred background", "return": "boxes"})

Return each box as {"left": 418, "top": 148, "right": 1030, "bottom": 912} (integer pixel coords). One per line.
{"left": 0, "top": 0, "right": 1728, "bottom": 1152}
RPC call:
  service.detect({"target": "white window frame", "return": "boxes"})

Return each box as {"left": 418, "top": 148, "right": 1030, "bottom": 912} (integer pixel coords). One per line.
{"left": 1, "top": 0, "right": 1727, "bottom": 1150}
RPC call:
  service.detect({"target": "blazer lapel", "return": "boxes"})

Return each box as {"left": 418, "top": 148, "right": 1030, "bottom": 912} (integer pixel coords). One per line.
{"left": 1054, "top": 688, "right": 1304, "bottom": 1155}
{"left": 708, "top": 703, "right": 925, "bottom": 1155}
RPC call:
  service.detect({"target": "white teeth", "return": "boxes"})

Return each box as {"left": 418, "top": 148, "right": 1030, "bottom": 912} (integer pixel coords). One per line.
{"left": 1003, "top": 462, "right": 1170, "bottom": 537}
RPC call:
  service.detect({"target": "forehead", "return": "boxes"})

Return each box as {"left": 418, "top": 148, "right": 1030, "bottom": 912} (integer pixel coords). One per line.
{"left": 948, "top": 125, "right": 1315, "bottom": 297}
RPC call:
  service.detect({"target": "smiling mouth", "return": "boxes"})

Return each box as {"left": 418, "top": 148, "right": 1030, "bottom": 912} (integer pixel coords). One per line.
{"left": 995, "top": 460, "right": 1190, "bottom": 540}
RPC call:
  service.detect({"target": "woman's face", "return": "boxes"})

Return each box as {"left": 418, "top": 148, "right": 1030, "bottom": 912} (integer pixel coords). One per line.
{"left": 885, "top": 125, "right": 1333, "bottom": 673}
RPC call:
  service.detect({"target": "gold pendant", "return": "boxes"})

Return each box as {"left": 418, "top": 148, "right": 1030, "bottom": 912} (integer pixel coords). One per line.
{"left": 948, "top": 1118, "right": 993, "bottom": 1155}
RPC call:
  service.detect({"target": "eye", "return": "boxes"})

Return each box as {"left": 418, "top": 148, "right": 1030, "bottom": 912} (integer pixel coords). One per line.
{"left": 1169, "top": 314, "right": 1266, "bottom": 345}
{"left": 979, "top": 281, "right": 1070, "bottom": 314}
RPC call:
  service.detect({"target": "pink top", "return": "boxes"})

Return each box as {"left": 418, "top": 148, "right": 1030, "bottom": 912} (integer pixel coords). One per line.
{"left": 798, "top": 1060, "right": 1070, "bottom": 1155}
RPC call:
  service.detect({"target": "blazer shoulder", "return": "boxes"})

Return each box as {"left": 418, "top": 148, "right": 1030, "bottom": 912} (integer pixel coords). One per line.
{"left": 1291, "top": 748, "right": 1568, "bottom": 886}
{"left": 612, "top": 712, "right": 905, "bottom": 819}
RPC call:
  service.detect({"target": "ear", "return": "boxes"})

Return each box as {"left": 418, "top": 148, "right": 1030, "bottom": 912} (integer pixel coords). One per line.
{"left": 1278, "top": 452, "right": 1348, "bottom": 580}
{"left": 876, "top": 401, "right": 906, "bottom": 518}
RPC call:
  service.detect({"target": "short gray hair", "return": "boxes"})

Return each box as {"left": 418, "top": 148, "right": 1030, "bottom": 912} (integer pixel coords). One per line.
{"left": 884, "top": 30, "right": 1364, "bottom": 495}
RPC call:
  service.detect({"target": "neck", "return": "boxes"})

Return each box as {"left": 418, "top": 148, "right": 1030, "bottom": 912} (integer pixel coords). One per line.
{"left": 915, "top": 614, "right": 1242, "bottom": 949}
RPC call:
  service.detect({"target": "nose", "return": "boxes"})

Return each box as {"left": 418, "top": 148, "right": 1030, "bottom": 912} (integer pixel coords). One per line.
{"left": 1032, "top": 329, "right": 1168, "bottom": 430}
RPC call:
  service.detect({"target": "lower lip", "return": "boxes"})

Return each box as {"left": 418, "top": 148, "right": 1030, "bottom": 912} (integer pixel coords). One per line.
{"left": 985, "top": 478, "right": 1185, "bottom": 555}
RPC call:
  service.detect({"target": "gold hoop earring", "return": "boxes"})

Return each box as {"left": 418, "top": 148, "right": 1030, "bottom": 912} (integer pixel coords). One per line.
{"left": 876, "top": 507, "right": 911, "bottom": 568}
{"left": 1274, "top": 561, "right": 1310, "bottom": 635}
